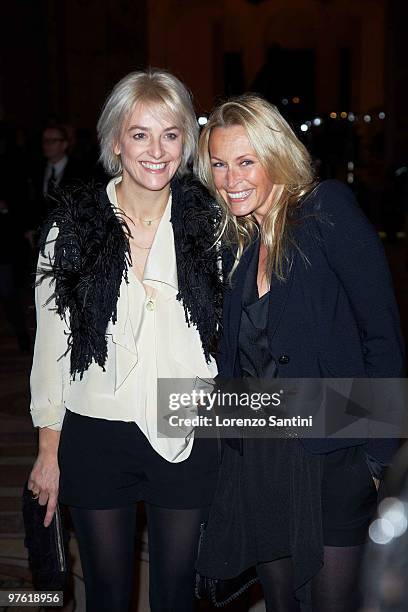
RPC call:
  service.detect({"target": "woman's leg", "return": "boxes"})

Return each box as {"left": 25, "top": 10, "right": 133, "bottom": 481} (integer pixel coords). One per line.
{"left": 69, "top": 505, "right": 137, "bottom": 612}
{"left": 311, "top": 545, "right": 364, "bottom": 612}
{"left": 145, "top": 503, "right": 208, "bottom": 612}
{"left": 257, "top": 547, "right": 363, "bottom": 612}
{"left": 256, "top": 557, "right": 300, "bottom": 612}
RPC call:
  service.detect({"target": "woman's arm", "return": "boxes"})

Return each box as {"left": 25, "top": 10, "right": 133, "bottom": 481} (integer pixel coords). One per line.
{"left": 314, "top": 181, "right": 405, "bottom": 466}
{"left": 315, "top": 180, "right": 405, "bottom": 377}
{"left": 28, "top": 225, "right": 69, "bottom": 525}
{"left": 30, "top": 225, "right": 69, "bottom": 428}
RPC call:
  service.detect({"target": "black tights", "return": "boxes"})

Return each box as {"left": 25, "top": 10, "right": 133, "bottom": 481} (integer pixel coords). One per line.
{"left": 70, "top": 504, "right": 207, "bottom": 612}
{"left": 257, "top": 545, "right": 364, "bottom": 612}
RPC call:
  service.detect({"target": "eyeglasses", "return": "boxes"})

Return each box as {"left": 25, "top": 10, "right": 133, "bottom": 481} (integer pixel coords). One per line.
{"left": 42, "top": 138, "right": 65, "bottom": 144}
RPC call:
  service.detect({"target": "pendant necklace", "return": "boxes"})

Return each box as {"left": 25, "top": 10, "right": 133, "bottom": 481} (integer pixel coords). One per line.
{"left": 136, "top": 214, "right": 163, "bottom": 227}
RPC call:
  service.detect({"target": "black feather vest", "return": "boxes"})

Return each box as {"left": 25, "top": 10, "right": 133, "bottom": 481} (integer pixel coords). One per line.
{"left": 37, "top": 174, "right": 222, "bottom": 379}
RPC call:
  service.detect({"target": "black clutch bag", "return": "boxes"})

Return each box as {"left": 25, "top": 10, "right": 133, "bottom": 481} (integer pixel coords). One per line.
{"left": 22, "top": 482, "right": 69, "bottom": 591}
{"left": 195, "top": 522, "right": 259, "bottom": 608}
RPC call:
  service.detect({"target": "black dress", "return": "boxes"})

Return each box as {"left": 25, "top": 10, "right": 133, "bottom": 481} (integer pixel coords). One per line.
{"left": 196, "top": 242, "right": 378, "bottom": 609}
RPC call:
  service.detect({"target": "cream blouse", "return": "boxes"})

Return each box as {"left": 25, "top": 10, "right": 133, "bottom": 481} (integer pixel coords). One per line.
{"left": 29, "top": 177, "right": 217, "bottom": 462}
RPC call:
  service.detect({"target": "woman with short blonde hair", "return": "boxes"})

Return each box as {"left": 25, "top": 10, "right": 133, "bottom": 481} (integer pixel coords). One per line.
{"left": 27, "top": 69, "right": 222, "bottom": 612}
{"left": 98, "top": 69, "right": 198, "bottom": 177}
{"left": 196, "top": 94, "right": 404, "bottom": 611}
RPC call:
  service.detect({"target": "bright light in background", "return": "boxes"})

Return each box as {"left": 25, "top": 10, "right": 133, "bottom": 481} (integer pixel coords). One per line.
{"left": 347, "top": 173, "right": 354, "bottom": 184}
{"left": 348, "top": 112, "right": 356, "bottom": 122}
{"left": 369, "top": 518, "right": 395, "bottom": 545}
{"left": 282, "top": 98, "right": 289, "bottom": 106}
{"left": 395, "top": 166, "right": 408, "bottom": 177}
{"left": 369, "top": 498, "right": 408, "bottom": 545}
{"left": 379, "top": 111, "right": 385, "bottom": 119}
{"left": 293, "top": 96, "right": 300, "bottom": 104}
{"left": 348, "top": 161, "right": 354, "bottom": 170}
{"left": 363, "top": 114, "right": 371, "bottom": 123}
{"left": 300, "top": 124, "right": 308, "bottom": 132}
{"left": 313, "top": 117, "right": 322, "bottom": 126}
{"left": 340, "top": 111, "right": 347, "bottom": 119}
{"left": 378, "top": 498, "right": 408, "bottom": 538}
{"left": 330, "top": 112, "right": 337, "bottom": 119}
{"left": 197, "top": 116, "right": 208, "bottom": 126}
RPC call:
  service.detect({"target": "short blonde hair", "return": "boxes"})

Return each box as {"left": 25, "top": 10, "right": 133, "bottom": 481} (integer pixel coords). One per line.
{"left": 196, "top": 94, "right": 315, "bottom": 280}
{"left": 97, "top": 69, "right": 198, "bottom": 177}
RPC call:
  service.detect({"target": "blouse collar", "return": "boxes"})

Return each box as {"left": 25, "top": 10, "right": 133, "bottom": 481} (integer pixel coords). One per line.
{"left": 106, "top": 177, "right": 178, "bottom": 299}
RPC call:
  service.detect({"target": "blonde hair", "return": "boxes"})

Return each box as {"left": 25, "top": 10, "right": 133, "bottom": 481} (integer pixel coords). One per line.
{"left": 97, "top": 68, "right": 198, "bottom": 177}
{"left": 195, "top": 94, "right": 315, "bottom": 280}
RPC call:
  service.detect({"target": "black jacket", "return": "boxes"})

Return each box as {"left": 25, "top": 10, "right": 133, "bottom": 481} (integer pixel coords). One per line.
{"left": 217, "top": 180, "right": 405, "bottom": 461}
{"left": 26, "top": 157, "right": 86, "bottom": 232}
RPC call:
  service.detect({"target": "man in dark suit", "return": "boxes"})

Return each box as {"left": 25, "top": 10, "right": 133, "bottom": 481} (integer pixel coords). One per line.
{"left": 25, "top": 125, "right": 84, "bottom": 247}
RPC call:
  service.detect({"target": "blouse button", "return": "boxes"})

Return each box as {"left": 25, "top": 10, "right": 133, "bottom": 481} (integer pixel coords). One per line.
{"left": 278, "top": 354, "right": 290, "bottom": 365}
{"left": 146, "top": 299, "right": 155, "bottom": 311}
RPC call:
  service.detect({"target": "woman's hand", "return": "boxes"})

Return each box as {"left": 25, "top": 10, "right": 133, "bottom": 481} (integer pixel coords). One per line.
{"left": 27, "top": 428, "right": 61, "bottom": 527}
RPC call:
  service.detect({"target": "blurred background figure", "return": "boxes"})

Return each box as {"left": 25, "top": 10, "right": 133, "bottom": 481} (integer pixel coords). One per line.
{"left": 361, "top": 441, "right": 408, "bottom": 612}
{"left": 24, "top": 124, "right": 84, "bottom": 249}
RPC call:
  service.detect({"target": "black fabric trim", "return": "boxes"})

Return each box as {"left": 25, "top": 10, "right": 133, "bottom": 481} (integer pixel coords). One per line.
{"left": 171, "top": 175, "right": 223, "bottom": 360}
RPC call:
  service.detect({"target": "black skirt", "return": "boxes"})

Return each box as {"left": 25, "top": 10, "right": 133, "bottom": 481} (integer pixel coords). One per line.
{"left": 58, "top": 409, "right": 219, "bottom": 510}
{"left": 196, "top": 438, "right": 377, "bottom": 607}
{"left": 197, "top": 241, "right": 378, "bottom": 607}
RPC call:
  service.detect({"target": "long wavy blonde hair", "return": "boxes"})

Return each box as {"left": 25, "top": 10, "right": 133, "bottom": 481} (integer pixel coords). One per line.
{"left": 195, "top": 94, "right": 316, "bottom": 281}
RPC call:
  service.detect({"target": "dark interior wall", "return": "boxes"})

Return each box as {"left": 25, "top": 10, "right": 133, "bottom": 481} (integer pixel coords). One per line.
{"left": 386, "top": 0, "right": 408, "bottom": 166}
{"left": 1, "top": 0, "right": 402, "bottom": 149}
{"left": 55, "top": 0, "right": 148, "bottom": 130}
{"left": 0, "top": 0, "right": 148, "bottom": 133}
{"left": 0, "top": 1, "right": 49, "bottom": 128}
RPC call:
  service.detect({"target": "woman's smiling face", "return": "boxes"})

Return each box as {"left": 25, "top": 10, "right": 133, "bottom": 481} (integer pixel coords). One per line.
{"left": 114, "top": 102, "right": 183, "bottom": 192}
{"left": 209, "top": 125, "right": 278, "bottom": 223}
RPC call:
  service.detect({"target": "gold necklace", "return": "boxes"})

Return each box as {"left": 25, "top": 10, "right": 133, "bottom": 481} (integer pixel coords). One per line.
{"left": 116, "top": 194, "right": 164, "bottom": 227}
{"left": 134, "top": 214, "right": 163, "bottom": 226}
{"left": 124, "top": 212, "right": 160, "bottom": 247}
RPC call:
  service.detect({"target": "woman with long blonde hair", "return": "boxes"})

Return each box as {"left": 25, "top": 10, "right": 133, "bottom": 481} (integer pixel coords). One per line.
{"left": 195, "top": 94, "right": 405, "bottom": 611}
